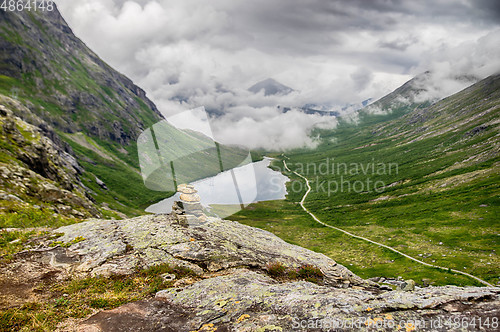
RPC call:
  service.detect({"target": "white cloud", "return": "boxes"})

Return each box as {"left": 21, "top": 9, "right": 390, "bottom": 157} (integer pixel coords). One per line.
{"left": 413, "top": 29, "right": 500, "bottom": 102}
{"left": 210, "top": 108, "right": 338, "bottom": 150}
{"left": 55, "top": 0, "right": 500, "bottom": 150}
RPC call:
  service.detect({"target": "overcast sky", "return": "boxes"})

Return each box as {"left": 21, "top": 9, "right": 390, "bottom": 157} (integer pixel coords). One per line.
{"left": 56, "top": 0, "right": 500, "bottom": 149}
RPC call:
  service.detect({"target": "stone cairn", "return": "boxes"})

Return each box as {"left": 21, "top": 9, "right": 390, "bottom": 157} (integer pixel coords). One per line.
{"left": 171, "top": 184, "right": 207, "bottom": 226}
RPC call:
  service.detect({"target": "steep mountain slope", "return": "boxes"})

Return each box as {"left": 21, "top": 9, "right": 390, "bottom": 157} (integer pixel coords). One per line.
{"left": 336, "top": 72, "right": 432, "bottom": 126}
{"left": 0, "top": 8, "right": 162, "bottom": 143}
{"left": 345, "top": 71, "right": 477, "bottom": 126}
{"left": 234, "top": 73, "right": 499, "bottom": 286}
{"left": 0, "top": 6, "right": 250, "bottom": 219}
{"left": 375, "top": 74, "right": 499, "bottom": 143}
{"left": 0, "top": 6, "right": 171, "bottom": 217}
{"left": 0, "top": 94, "right": 102, "bottom": 227}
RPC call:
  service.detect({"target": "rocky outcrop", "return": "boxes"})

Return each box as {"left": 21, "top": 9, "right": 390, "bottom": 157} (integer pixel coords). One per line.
{"left": 0, "top": 163, "right": 98, "bottom": 218}
{"left": 52, "top": 214, "right": 361, "bottom": 286}
{"left": 3, "top": 212, "right": 497, "bottom": 331}
{"left": 1, "top": 99, "right": 78, "bottom": 190}
{"left": 0, "top": 95, "right": 100, "bottom": 218}
{"left": 81, "top": 271, "right": 499, "bottom": 332}
{"left": 0, "top": 5, "right": 163, "bottom": 145}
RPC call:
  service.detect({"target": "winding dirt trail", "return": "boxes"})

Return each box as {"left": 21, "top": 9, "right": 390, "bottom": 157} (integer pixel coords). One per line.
{"left": 282, "top": 159, "right": 493, "bottom": 287}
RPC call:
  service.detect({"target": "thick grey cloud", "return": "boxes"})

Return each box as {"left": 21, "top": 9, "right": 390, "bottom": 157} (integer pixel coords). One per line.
{"left": 55, "top": 0, "right": 500, "bottom": 149}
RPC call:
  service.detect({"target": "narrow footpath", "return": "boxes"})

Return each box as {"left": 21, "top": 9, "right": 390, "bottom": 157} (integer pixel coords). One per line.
{"left": 283, "top": 159, "right": 493, "bottom": 287}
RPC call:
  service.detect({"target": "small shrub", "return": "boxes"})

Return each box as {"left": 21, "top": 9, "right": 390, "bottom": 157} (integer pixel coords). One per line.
{"left": 296, "top": 264, "right": 324, "bottom": 281}
{"left": 266, "top": 262, "right": 287, "bottom": 278}
{"left": 287, "top": 269, "right": 298, "bottom": 280}
{"left": 266, "top": 262, "right": 324, "bottom": 284}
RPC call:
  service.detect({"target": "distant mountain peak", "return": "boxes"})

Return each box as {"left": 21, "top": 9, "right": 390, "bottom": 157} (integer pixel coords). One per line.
{"left": 248, "top": 78, "right": 294, "bottom": 96}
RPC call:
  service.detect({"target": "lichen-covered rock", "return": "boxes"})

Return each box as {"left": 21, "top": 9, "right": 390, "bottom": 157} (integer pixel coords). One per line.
{"left": 53, "top": 214, "right": 362, "bottom": 286}
{"left": 398, "top": 279, "right": 416, "bottom": 291}
{"left": 4, "top": 214, "right": 500, "bottom": 331}
{"left": 78, "top": 270, "right": 500, "bottom": 331}
{"left": 0, "top": 96, "right": 101, "bottom": 218}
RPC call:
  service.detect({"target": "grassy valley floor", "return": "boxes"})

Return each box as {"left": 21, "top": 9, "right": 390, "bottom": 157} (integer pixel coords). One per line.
{"left": 231, "top": 76, "right": 500, "bottom": 287}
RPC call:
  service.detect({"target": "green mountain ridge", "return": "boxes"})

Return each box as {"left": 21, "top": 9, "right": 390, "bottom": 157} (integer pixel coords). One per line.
{"left": 342, "top": 71, "right": 479, "bottom": 128}
{"left": 0, "top": 0, "right": 497, "bottom": 288}
{"left": 0, "top": 6, "right": 250, "bottom": 222}
{"left": 0, "top": 8, "right": 163, "bottom": 143}
{"left": 234, "top": 73, "right": 500, "bottom": 287}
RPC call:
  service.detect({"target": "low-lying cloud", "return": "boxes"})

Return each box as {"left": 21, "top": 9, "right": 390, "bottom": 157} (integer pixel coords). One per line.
{"left": 56, "top": 0, "right": 500, "bottom": 150}
{"left": 210, "top": 108, "right": 339, "bottom": 150}
{"left": 413, "top": 29, "right": 500, "bottom": 102}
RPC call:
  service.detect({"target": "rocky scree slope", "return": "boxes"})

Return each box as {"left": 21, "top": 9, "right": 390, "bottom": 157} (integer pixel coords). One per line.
{"left": 0, "top": 94, "right": 101, "bottom": 219}
{"left": 0, "top": 6, "right": 163, "bottom": 144}
{"left": 0, "top": 5, "right": 171, "bottom": 216}
{"left": 2, "top": 213, "right": 498, "bottom": 331}
{"left": 0, "top": 6, "right": 251, "bottom": 216}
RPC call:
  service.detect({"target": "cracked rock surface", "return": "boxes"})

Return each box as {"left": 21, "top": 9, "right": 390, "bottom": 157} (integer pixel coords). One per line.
{"left": 3, "top": 214, "right": 499, "bottom": 331}
{"left": 79, "top": 270, "right": 500, "bottom": 332}
{"left": 53, "top": 214, "right": 362, "bottom": 287}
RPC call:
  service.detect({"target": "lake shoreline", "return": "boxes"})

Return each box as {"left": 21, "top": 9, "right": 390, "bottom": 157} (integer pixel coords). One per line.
{"left": 145, "top": 157, "right": 289, "bottom": 215}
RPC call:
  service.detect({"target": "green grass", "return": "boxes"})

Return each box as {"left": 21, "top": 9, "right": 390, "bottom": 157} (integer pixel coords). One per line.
{"left": 65, "top": 137, "right": 168, "bottom": 215}
{"left": 0, "top": 26, "right": 23, "bottom": 45}
{"left": 232, "top": 199, "right": 491, "bottom": 287}
{"left": 232, "top": 77, "right": 500, "bottom": 287}
{"left": 0, "top": 230, "right": 46, "bottom": 264}
{"left": 0, "top": 75, "right": 18, "bottom": 93}
{"left": 0, "top": 204, "right": 77, "bottom": 230}
{"left": 0, "top": 202, "right": 79, "bottom": 264}
{"left": 0, "top": 263, "right": 198, "bottom": 331}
